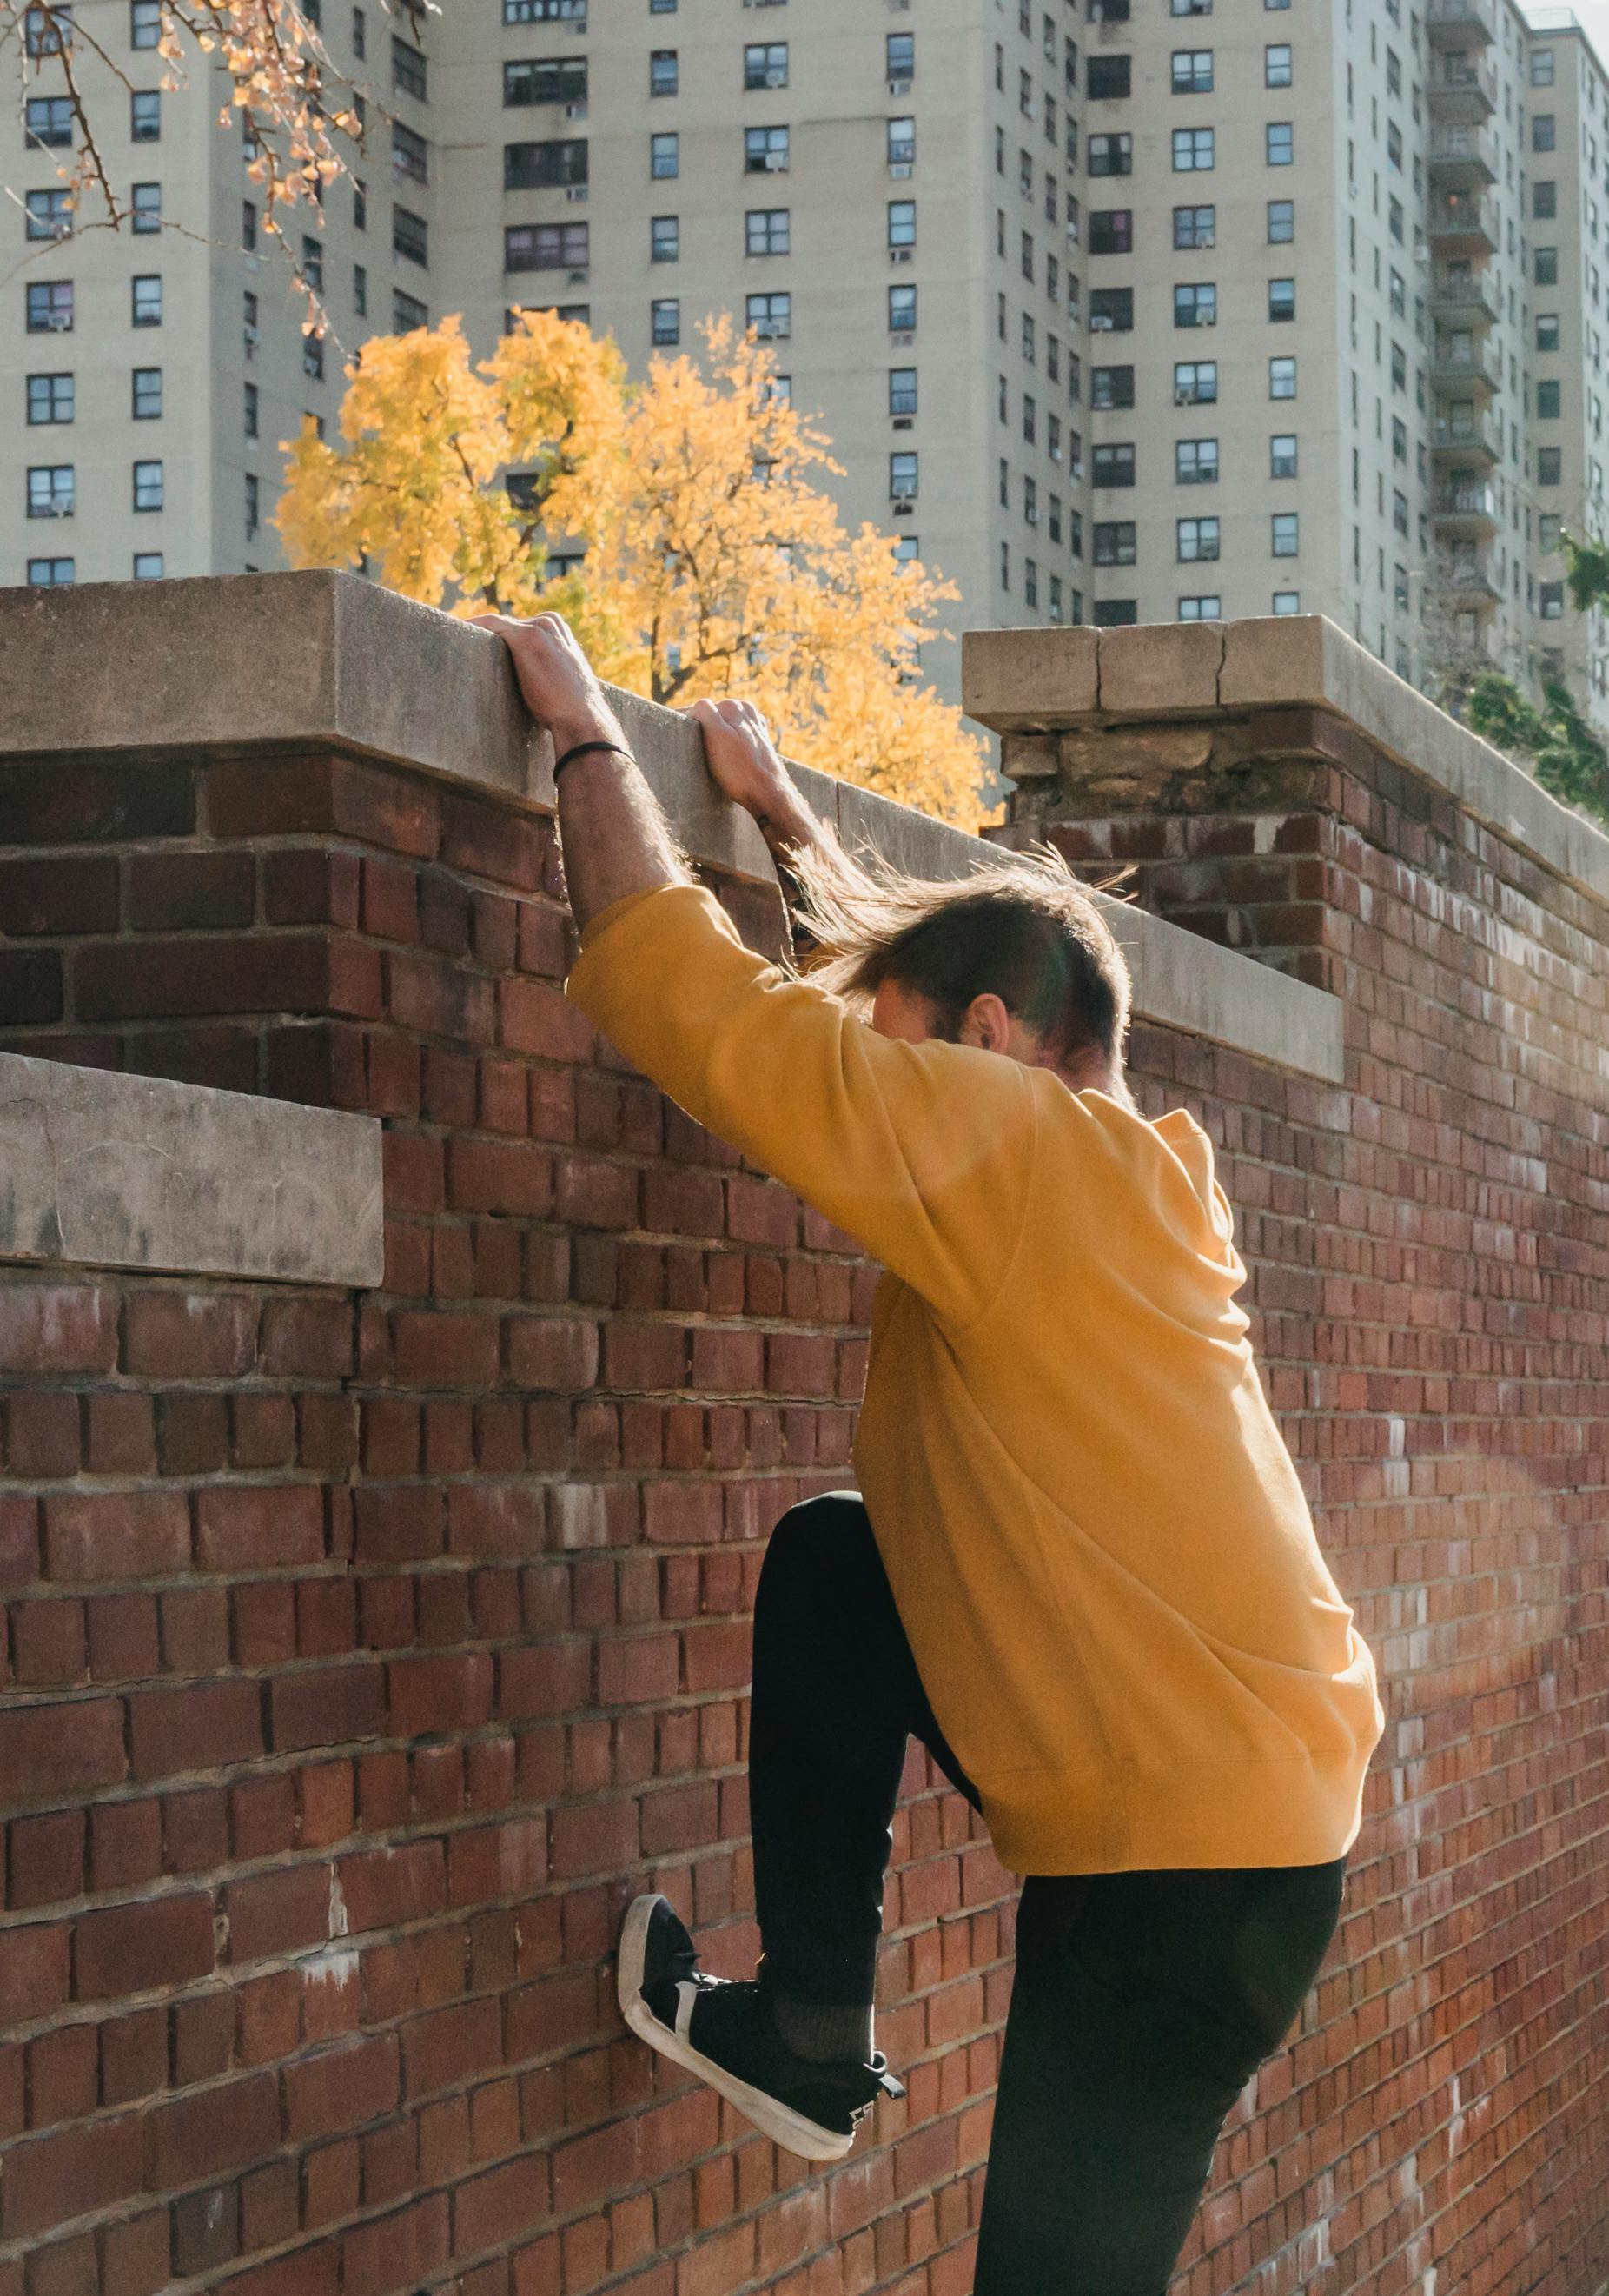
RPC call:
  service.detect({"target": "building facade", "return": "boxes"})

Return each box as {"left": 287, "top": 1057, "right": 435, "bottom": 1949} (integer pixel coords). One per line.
{"left": 3, "top": 0, "right": 1606, "bottom": 724}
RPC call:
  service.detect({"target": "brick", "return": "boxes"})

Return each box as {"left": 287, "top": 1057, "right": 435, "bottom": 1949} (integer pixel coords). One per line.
{"left": 0, "top": 1922, "right": 70, "bottom": 2025}
{"left": 0, "top": 2115, "right": 144, "bottom": 2239}
{"left": 336, "top": 1841, "right": 447, "bottom": 1934}
{"left": 83, "top": 1395, "right": 156, "bottom": 1476}
{"left": 0, "top": 1287, "right": 116, "bottom": 1377}
{"left": 400, "top": 1997, "right": 505, "bottom": 2100}
{"left": 99, "top": 2210, "right": 169, "bottom": 2296}
{"left": 215, "top": 2242, "right": 338, "bottom": 2296}
{"left": 124, "top": 1291, "right": 258, "bottom": 1378}
{"left": 147, "top": 2072, "right": 281, "bottom": 2189}
{"left": 282, "top": 2033, "right": 401, "bottom": 2141}
{"left": 226, "top": 1862, "right": 334, "bottom": 1964}
{"left": 268, "top": 1663, "right": 386, "bottom": 1753}
{"left": 446, "top": 1483, "right": 546, "bottom": 1559}
{"left": 126, "top": 850, "right": 255, "bottom": 930}
{"left": 73, "top": 1889, "right": 215, "bottom": 2000}
{"left": 0, "top": 760, "right": 194, "bottom": 845}
{"left": 260, "top": 1296, "right": 354, "bottom": 1380}
{"left": 0, "top": 1701, "right": 124, "bottom": 1802}
{"left": 0, "top": 949, "right": 63, "bottom": 1023}
{"left": 452, "top": 2154, "right": 553, "bottom": 2260}
{"left": 393, "top": 1310, "right": 500, "bottom": 1389}
{"left": 172, "top": 2187, "right": 240, "bottom": 2277}
{"left": 75, "top": 934, "right": 332, "bottom": 1021}
{"left": 353, "top": 1484, "right": 443, "bottom": 1563}
{"left": 387, "top": 1652, "right": 494, "bottom": 1736}
{"left": 341, "top": 2195, "right": 452, "bottom": 2296}
{"left": 506, "top": 1317, "right": 599, "bottom": 1392}
{"left": 447, "top": 1140, "right": 553, "bottom": 1218}
{"left": 0, "top": 855, "right": 118, "bottom": 936}
{"left": 445, "top": 1821, "right": 546, "bottom": 1911}
{"left": 195, "top": 1484, "right": 323, "bottom": 1572}
{"left": 0, "top": 1496, "right": 40, "bottom": 1589}
{"left": 43, "top": 1490, "right": 189, "bottom": 1583}
{"left": 5, "top": 1392, "right": 81, "bottom": 1477}
{"left": 8, "top": 1809, "right": 84, "bottom": 1910}
{"left": 128, "top": 1679, "right": 262, "bottom": 1780}
{"left": 11, "top": 1600, "right": 86, "bottom": 1687}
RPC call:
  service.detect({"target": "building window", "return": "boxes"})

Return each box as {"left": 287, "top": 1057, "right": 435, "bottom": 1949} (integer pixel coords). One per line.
{"left": 1092, "top": 364, "right": 1135, "bottom": 408}
{"left": 130, "top": 89, "right": 161, "bottom": 140}
{"left": 133, "top": 458, "right": 163, "bottom": 511}
{"left": 1270, "top": 432, "right": 1298, "bottom": 476}
{"left": 244, "top": 382, "right": 259, "bottom": 439}
{"left": 1266, "top": 122, "right": 1293, "bottom": 164}
{"left": 1179, "top": 594, "right": 1221, "bottom": 619}
{"left": 394, "top": 121, "right": 430, "bottom": 183}
{"left": 349, "top": 262, "right": 366, "bottom": 316}
{"left": 1532, "top": 113, "right": 1556, "bottom": 151}
{"left": 245, "top": 472, "right": 260, "bottom": 534}
{"left": 1090, "top": 209, "right": 1133, "bottom": 254}
{"left": 1267, "top": 198, "right": 1294, "bottom": 244}
{"left": 888, "top": 283, "right": 917, "bottom": 337}
{"left": 24, "top": 4, "right": 70, "bottom": 55}
{"left": 25, "top": 191, "right": 74, "bottom": 240}
{"left": 26, "top": 372, "right": 74, "bottom": 424}
{"left": 889, "top": 366, "right": 917, "bottom": 415}
{"left": 887, "top": 31, "right": 915, "bottom": 83}
{"left": 132, "top": 274, "right": 162, "bottom": 325}
{"left": 27, "top": 557, "right": 75, "bottom": 585}
{"left": 1024, "top": 559, "right": 1040, "bottom": 609}
{"left": 1175, "top": 436, "right": 1218, "bottom": 482}
{"left": 26, "top": 464, "right": 75, "bottom": 518}
{"left": 1172, "top": 127, "right": 1214, "bottom": 170}
{"left": 651, "top": 214, "right": 679, "bottom": 262}
{"left": 1272, "top": 589, "right": 1300, "bottom": 613}
{"left": 131, "top": 365, "right": 162, "bottom": 418}
{"left": 303, "top": 334, "right": 324, "bottom": 382}
{"left": 502, "top": 0, "right": 590, "bottom": 25}
{"left": 505, "top": 221, "right": 589, "bottom": 271}
{"left": 1265, "top": 43, "right": 1292, "bottom": 85}
{"left": 352, "top": 6, "right": 366, "bottom": 56}
{"left": 888, "top": 198, "right": 916, "bottom": 252}
{"left": 1533, "top": 180, "right": 1557, "bottom": 221}
{"left": 650, "top": 49, "right": 678, "bottom": 95}
{"left": 26, "top": 282, "right": 73, "bottom": 332}
{"left": 888, "top": 116, "right": 915, "bottom": 167}
{"left": 1174, "top": 359, "right": 1216, "bottom": 403}
{"left": 1539, "top": 579, "right": 1565, "bottom": 620}
{"left": 1093, "top": 521, "right": 1136, "bottom": 564}
{"left": 1268, "top": 276, "right": 1295, "bottom": 321}
{"left": 393, "top": 289, "right": 427, "bottom": 330}
{"left": 26, "top": 96, "right": 74, "bottom": 148}
{"left": 745, "top": 124, "right": 789, "bottom": 174}
{"left": 1269, "top": 355, "right": 1296, "bottom": 397}
{"left": 504, "top": 57, "right": 587, "bottom": 105}
{"left": 1023, "top": 394, "right": 1036, "bottom": 444}
{"left": 1089, "top": 286, "right": 1133, "bottom": 331}
{"left": 130, "top": 0, "right": 159, "bottom": 43}
{"left": 393, "top": 208, "right": 427, "bottom": 265}
{"left": 504, "top": 137, "right": 587, "bottom": 189}
{"left": 1092, "top": 599, "right": 1138, "bottom": 626}
{"left": 1530, "top": 46, "right": 1554, "bottom": 85}
{"left": 651, "top": 131, "right": 679, "bottom": 177}
{"left": 744, "top": 42, "right": 788, "bottom": 90}
{"left": 1092, "top": 442, "right": 1136, "bottom": 486}
{"left": 1538, "top": 447, "right": 1562, "bottom": 484}
{"left": 1174, "top": 282, "right": 1216, "bottom": 326}
{"left": 1537, "top": 379, "right": 1561, "bottom": 417}
{"left": 130, "top": 182, "right": 162, "bottom": 232}
{"left": 1087, "top": 56, "right": 1131, "bottom": 102}
{"left": 746, "top": 207, "right": 790, "bottom": 255}
{"left": 133, "top": 552, "right": 163, "bottom": 579}
{"left": 1537, "top": 313, "right": 1560, "bottom": 351}
{"left": 891, "top": 450, "right": 918, "bottom": 501}
{"left": 747, "top": 290, "right": 791, "bottom": 338}
{"left": 1271, "top": 511, "right": 1299, "bottom": 555}
{"left": 1089, "top": 133, "right": 1132, "bottom": 176}
{"left": 1534, "top": 247, "right": 1558, "bottom": 286}
{"left": 1173, "top": 204, "right": 1215, "bottom": 249}
{"left": 651, "top": 296, "right": 680, "bottom": 345}
{"left": 390, "top": 34, "right": 427, "bottom": 98}
{"left": 1177, "top": 516, "right": 1219, "bottom": 561}
{"left": 1170, "top": 48, "right": 1212, "bottom": 92}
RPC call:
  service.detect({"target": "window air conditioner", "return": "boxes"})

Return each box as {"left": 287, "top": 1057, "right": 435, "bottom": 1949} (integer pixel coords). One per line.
{"left": 47, "top": 313, "right": 71, "bottom": 331}
{"left": 889, "top": 76, "right": 912, "bottom": 94}
{"left": 764, "top": 152, "right": 787, "bottom": 169}
{"left": 765, "top": 66, "right": 786, "bottom": 85}
{"left": 1050, "top": 443, "right": 1063, "bottom": 460}
{"left": 891, "top": 247, "right": 912, "bottom": 262}
{"left": 566, "top": 268, "right": 588, "bottom": 283}
{"left": 893, "top": 415, "right": 913, "bottom": 430}
{"left": 1026, "top": 507, "right": 1039, "bottom": 524}
{"left": 890, "top": 161, "right": 912, "bottom": 177}
{"left": 566, "top": 185, "right": 588, "bottom": 200}
{"left": 564, "top": 102, "right": 587, "bottom": 118}
{"left": 891, "top": 496, "right": 915, "bottom": 514}
{"left": 891, "top": 328, "right": 914, "bottom": 343}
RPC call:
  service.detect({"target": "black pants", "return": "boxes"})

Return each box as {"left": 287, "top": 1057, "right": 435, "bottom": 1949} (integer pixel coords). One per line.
{"left": 750, "top": 1493, "right": 1349, "bottom": 2295}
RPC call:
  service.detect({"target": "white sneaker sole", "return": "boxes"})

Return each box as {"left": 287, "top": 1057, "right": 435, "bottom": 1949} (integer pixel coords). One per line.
{"left": 616, "top": 1894, "right": 857, "bottom": 2163}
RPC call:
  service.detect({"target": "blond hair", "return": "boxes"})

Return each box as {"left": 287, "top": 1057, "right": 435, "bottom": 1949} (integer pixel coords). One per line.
{"left": 774, "top": 824, "right": 1135, "bottom": 1068}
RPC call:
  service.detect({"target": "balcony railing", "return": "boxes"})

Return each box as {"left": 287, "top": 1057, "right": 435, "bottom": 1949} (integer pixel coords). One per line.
{"left": 1432, "top": 482, "right": 1500, "bottom": 521}
{"left": 1429, "top": 264, "right": 1500, "bottom": 319}
{"left": 1433, "top": 410, "right": 1502, "bottom": 457}
{"left": 1427, "top": 0, "right": 1496, "bottom": 42}
{"left": 1427, "top": 191, "right": 1500, "bottom": 250}
{"left": 1427, "top": 53, "right": 1498, "bottom": 109}
{"left": 1438, "top": 554, "right": 1503, "bottom": 601}
{"left": 1427, "top": 123, "right": 1499, "bottom": 179}
{"left": 1430, "top": 335, "right": 1504, "bottom": 388}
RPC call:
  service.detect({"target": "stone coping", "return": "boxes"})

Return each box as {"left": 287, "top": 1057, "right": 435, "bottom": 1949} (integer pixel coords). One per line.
{"left": 962, "top": 616, "right": 1609, "bottom": 912}
{"left": 0, "top": 573, "right": 1342, "bottom": 1083}
{"left": 0, "top": 1052, "right": 383, "bottom": 1287}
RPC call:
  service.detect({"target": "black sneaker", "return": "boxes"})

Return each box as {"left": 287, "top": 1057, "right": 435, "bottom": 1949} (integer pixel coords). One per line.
{"left": 616, "top": 1893, "right": 905, "bottom": 2162}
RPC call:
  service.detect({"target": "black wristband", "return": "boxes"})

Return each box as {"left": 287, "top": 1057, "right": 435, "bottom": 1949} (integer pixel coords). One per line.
{"left": 553, "top": 739, "right": 634, "bottom": 780}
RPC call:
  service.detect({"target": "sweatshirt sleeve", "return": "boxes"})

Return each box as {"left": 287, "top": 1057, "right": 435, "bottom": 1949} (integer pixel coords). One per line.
{"left": 564, "top": 880, "right": 1038, "bottom": 1332}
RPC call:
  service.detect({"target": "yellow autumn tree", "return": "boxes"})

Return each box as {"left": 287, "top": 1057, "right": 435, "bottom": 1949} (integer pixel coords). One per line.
{"left": 275, "top": 310, "right": 992, "bottom": 828}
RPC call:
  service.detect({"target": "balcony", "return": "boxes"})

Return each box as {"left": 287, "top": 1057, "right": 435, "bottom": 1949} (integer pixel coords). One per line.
{"left": 1427, "top": 124, "right": 1498, "bottom": 185}
{"left": 1427, "top": 53, "right": 1497, "bottom": 118}
{"left": 1437, "top": 551, "right": 1503, "bottom": 605}
{"left": 1432, "top": 480, "right": 1500, "bottom": 532}
{"left": 1427, "top": 190, "right": 1499, "bottom": 257}
{"left": 1432, "top": 408, "right": 1501, "bottom": 464}
{"left": 1429, "top": 335, "right": 1503, "bottom": 391}
{"left": 1429, "top": 264, "right": 1500, "bottom": 324}
{"left": 1427, "top": 0, "right": 1496, "bottom": 42}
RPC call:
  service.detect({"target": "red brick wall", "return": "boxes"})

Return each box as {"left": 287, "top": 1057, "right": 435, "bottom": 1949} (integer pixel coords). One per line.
{"left": 1, "top": 719, "right": 1606, "bottom": 2296}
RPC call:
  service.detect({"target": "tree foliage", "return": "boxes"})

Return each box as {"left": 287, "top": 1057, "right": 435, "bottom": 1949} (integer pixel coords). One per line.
{"left": 1462, "top": 534, "right": 1609, "bottom": 826}
{"left": 277, "top": 311, "right": 994, "bottom": 826}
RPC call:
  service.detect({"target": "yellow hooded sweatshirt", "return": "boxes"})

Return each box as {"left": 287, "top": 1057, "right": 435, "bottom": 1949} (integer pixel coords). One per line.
{"left": 565, "top": 880, "right": 1385, "bottom": 1876}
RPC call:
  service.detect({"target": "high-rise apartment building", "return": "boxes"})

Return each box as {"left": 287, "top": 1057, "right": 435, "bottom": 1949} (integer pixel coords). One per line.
{"left": 5, "top": 0, "right": 1606, "bottom": 729}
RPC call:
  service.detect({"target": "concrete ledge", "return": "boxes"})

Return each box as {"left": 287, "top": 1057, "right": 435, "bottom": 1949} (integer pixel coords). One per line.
{"left": 0, "top": 1052, "right": 383, "bottom": 1287}
{"left": 0, "top": 574, "right": 1344, "bottom": 1084}
{"left": 963, "top": 616, "right": 1609, "bottom": 911}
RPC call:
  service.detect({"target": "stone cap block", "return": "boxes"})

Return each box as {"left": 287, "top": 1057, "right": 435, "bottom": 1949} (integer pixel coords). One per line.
{"left": 960, "top": 625, "right": 1100, "bottom": 730}
{"left": 0, "top": 1051, "right": 382, "bottom": 1286}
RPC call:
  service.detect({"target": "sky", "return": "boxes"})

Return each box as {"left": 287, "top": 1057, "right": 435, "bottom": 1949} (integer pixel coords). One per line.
{"left": 1546, "top": 0, "right": 1609, "bottom": 73}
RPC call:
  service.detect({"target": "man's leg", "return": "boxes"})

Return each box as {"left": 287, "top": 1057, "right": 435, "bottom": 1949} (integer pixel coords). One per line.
{"left": 748, "top": 1490, "right": 980, "bottom": 2052}
{"left": 972, "top": 1856, "right": 1349, "bottom": 2294}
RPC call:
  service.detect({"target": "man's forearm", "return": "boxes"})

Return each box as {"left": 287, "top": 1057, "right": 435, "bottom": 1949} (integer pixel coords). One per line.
{"left": 556, "top": 751, "right": 695, "bottom": 939}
